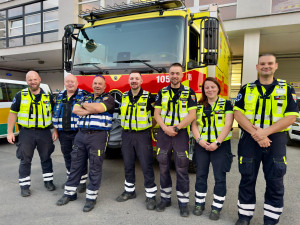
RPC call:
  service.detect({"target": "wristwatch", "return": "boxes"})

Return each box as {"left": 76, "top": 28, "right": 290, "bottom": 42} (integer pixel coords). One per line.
{"left": 196, "top": 137, "right": 202, "bottom": 144}
{"left": 174, "top": 126, "right": 179, "bottom": 132}
{"left": 214, "top": 141, "right": 221, "bottom": 147}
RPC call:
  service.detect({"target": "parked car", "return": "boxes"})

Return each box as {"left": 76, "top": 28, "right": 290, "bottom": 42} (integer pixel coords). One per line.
{"left": 286, "top": 98, "right": 300, "bottom": 146}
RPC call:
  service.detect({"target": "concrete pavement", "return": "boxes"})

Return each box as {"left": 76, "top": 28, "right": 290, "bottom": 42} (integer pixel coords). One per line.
{"left": 0, "top": 136, "right": 299, "bottom": 225}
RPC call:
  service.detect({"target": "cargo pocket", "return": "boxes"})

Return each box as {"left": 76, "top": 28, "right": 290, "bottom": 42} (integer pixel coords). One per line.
{"left": 71, "top": 145, "right": 79, "bottom": 161}
{"left": 224, "top": 152, "right": 234, "bottom": 172}
{"left": 16, "top": 142, "right": 23, "bottom": 160}
{"left": 271, "top": 157, "right": 287, "bottom": 178}
{"left": 156, "top": 148, "right": 168, "bottom": 165}
{"left": 91, "top": 149, "right": 105, "bottom": 170}
{"left": 238, "top": 156, "right": 254, "bottom": 176}
{"left": 176, "top": 152, "right": 189, "bottom": 168}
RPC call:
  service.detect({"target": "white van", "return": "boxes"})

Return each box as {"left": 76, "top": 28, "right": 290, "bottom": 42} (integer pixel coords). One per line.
{"left": 0, "top": 79, "right": 52, "bottom": 138}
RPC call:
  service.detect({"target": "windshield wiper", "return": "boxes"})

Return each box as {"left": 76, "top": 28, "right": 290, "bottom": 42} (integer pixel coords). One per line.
{"left": 73, "top": 63, "right": 109, "bottom": 75}
{"left": 113, "top": 60, "right": 166, "bottom": 73}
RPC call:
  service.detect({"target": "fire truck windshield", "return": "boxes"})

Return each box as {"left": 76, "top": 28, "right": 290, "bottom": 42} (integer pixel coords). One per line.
{"left": 73, "top": 16, "right": 184, "bottom": 72}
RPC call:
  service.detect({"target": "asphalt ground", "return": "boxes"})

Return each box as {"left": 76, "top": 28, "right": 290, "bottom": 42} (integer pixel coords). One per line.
{"left": 0, "top": 132, "right": 299, "bottom": 225}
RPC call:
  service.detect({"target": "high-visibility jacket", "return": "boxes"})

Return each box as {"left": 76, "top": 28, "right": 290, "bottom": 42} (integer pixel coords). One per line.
{"left": 18, "top": 88, "right": 52, "bottom": 128}
{"left": 77, "top": 93, "right": 113, "bottom": 131}
{"left": 160, "top": 85, "right": 190, "bottom": 128}
{"left": 197, "top": 97, "right": 232, "bottom": 142}
{"left": 120, "top": 90, "right": 152, "bottom": 131}
{"left": 52, "top": 89, "right": 86, "bottom": 131}
{"left": 243, "top": 79, "right": 289, "bottom": 131}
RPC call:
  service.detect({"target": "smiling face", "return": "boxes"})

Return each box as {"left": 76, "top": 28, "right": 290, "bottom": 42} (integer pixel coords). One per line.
{"left": 93, "top": 76, "right": 106, "bottom": 97}
{"left": 64, "top": 74, "right": 78, "bottom": 93}
{"left": 203, "top": 80, "right": 219, "bottom": 100}
{"left": 169, "top": 65, "right": 183, "bottom": 88}
{"left": 256, "top": 55, "right": 278, "bottom": 77}
{"left": 129, "top": 72, "right": 142, "bottom": 91}
{"left": 26, "top": 71, "right": 41, "bottom": 92}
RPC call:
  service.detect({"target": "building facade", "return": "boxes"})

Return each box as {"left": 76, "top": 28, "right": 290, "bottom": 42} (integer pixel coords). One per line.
{"left": 0, "top": 0, "right": 299, "bottom": 96}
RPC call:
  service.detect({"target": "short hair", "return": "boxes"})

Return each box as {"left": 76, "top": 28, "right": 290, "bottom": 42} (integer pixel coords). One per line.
{"left": 129, "top": 70, "right": 141, "bottom": 76}
{"left": 170, "top": 63, "right": 183, "bottom": 68}
{"left": 259, "top": 53, "right": 277, "bottom": 62}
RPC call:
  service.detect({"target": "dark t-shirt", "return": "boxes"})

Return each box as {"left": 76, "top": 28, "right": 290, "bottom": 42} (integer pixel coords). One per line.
{"left": 10, "top": 88, "right": 55, "bottom": 113}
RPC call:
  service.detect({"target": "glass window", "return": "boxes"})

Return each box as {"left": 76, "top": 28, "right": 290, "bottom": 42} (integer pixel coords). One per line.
{"left": 10, "top": 19, "right": 23, "bottom": 36}
{"left": 189, "top": 27, "right": 199, "bottom": 64}
{"left": 44, "top": 0, "right": 59, "bottom": 10}
{"left": 44, "top": 31, "right": 58, "bottom": 42}
{"left": 0, "top": 20, "right": 5, "bottom": 38}
{"left": 0, "top": 39, "right": 6, "bottom": 49}
{"left": 26, "top": 34, "right": 41, "bottom": 45}
{"left": 79, "top": 1, "right": 100, "bottom": 12}
{"left": 6, "top": 83, "right": 27, "bottom": 101}
{"left": 9, "top": 37, "right": 23, "bottom": 47}
{"left": 25, "top": 14, "right": 41, "bottom": 34}
{"left": 0, "top": 11, "right": 6, "bottom": 20}
{"left": 44, "top": 10, "right": 58, "bottom": 31}
{"left": 0, "top": 83, "right": 9, "bottom": 102}
{"left": 8, "top": 7, "right": 22, "bottom": 18}
{"left": 25, "top": 2, "right": 41, "bottom": 14}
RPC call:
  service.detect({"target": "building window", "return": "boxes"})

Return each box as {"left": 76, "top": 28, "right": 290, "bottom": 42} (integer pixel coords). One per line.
{"left": 43, "top": 10, "right": 58, "bottom": 31}
{"left": 78, "top": 0, "right": 100, "bottom": 12}
{"left": 9, "top": 19, "right": 23, "bottom": 37}
{"left": 25, "top": 14, "right": 41, "bottom": 34}
{"left": 0, "top": 1, "right": 59, "bottom": 48}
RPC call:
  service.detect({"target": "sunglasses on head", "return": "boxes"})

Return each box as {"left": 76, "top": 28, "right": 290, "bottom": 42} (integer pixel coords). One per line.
{"left": 94, "top": 74, "right": 105, "bottom": 80}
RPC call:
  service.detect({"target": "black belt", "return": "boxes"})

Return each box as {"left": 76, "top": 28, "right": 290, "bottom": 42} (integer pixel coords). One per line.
{"left": 124, "top": 128, "right": 150, "bottom": 133}
{"left": 79, "top": 129, "right": 104, "bottom": 134}
{"left": 22, "top": 127, "right": 49, "bottom": 130}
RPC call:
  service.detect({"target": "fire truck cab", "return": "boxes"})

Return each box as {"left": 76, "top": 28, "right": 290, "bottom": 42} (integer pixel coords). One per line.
{"left": 62, "top": 0, "right": 231, "bottom": 156}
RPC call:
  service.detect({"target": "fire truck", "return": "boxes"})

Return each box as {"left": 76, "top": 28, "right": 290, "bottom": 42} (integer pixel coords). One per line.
{"left": 62, "top": 0, "right": 231, "bottom": 161}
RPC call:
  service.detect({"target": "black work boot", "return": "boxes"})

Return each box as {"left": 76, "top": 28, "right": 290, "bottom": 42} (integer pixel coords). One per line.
{"left": 77, "top": 183, "right": 86, "bottom": 193}
{"left": 116, "top": 191, "right": 136, "bottom": 202}
{"left": 156, "top": 201, "right": 171, "bottom": 212}
{"left": 209, "top": 209, "right": 220, "bottom": 220}
{"left": 83, "top": 200, "right": 96, "bottom": 212}
{"left": 146, "top": 197, "right": 156, "bottom": 210}
{"left": 56, "top": 195, "right": 77, "bottom": 206}
{"left": 21, "top": 188, "right": 31, "bottom": 197}
{"left": 193, "top": 205, "right": 205, "bottom": 216}
{"left": 235, "top": 219, "right": 250, "bottom": 225}
{"left": 44, "top": 181, "right": 56, "bottom": 191}
{"left": 179, "top": 205, "right": 189, "bottom": 217}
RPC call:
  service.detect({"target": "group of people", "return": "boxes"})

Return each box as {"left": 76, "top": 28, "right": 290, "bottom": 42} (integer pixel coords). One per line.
{"left": 7, "top": 54, "right": 299, "bottom": 225}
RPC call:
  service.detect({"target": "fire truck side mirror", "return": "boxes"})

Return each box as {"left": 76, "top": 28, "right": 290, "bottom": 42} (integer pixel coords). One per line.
{"left": 203, "top": 18, "right": 219, "bottom": 65}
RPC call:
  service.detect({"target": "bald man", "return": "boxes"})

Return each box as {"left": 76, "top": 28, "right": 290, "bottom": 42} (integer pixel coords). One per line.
{"left": 56, "top": 75, "right": 115, "bottom": 212}
{"left": 52, "top": 74, "right": 89, "bottom": 193}
{"left": 7, "top": 70, "right": 56, "bottom": 197}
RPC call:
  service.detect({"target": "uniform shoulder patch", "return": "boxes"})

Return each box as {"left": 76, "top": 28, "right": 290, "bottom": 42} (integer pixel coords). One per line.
{"left": 236, "top": 93, "right": 242, "bottom": 102}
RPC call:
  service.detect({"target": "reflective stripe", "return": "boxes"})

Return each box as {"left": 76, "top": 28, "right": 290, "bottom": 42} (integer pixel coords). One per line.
{"left": 86, "top": 189, "right": 98, "bottom": 195}
{"left": 214, "top": 194, "right": 225, "bottom": 201}
{"left": 65, "top": 186, "right": 77, "bottom": 191}
{"left": 86, "top": 195, "right": 98, "bottom": 200}
{"left": 264, "top": 210, "right": 280, "bottom": 219}
{"left": 178, "top": 198, "right": 189, "bottom": 203}
{"left": 125, "top": 187, "right": 135, "bottom": 192}
{"left": 19, "top": 176, "right": 30, "bottom": 182}
{"left": 161, "top": 187, "right": 172, "bottom": 192}
{"left": 264, "top": 204, "right": 283, "bottom": 212}
{"left": 161, "top": 193, "right": 171, "bottom": 198}
{"left": 125, "top": 180, "right": 134, "bottom": 186}
{"left": 19, "top": 182, "right": 31, "bottom": 186}
{"left": 239, "top": 209, "right": 254, "bottom": 216}
{"left": 43, "top": 177, "right": 53, "bottom": 181}
{"left": 238, "top": 200, "right": 255, "bottom": 210}
{"left": 196, "top": 198, "right": 205, "bottom": 204}
{"left": 145, "top": 186, "right": 157, "bottom": 193}
{"left": 176, "top": 191, "right": 189, "bottom": 197}
{"left": 212, "top": 201, "right": 223, "bottom": 208}
{"left": 195, "top": 191, "right": 207, "bottom": 197}
{"left": 146, "top": 193, "right": 156, "bottom": 198}
{"left": 43, "top": 173, "right": 53, "bottom": 177}
{"left": 64, "top": 190, "right": 76, "bottom": 196}
{"left": 81, "top": 174, "right": 88, "bottom": 179}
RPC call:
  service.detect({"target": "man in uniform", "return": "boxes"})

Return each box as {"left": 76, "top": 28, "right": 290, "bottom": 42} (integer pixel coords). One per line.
{"left": 154, "top": 63, "right": 197, "bottom": 217}
{"left": 234, "top": 54, "right": 299, "bottom": 225}
{"left": 52, "top": 74, "right": 89, "bottom": 192}
{"left": 56, "top": 75, "right": 115, "bottom": 212}
{"left": 7, "top": 70, "right": 56, "bottom": 197}
{"left": 116, "top": 71, "right": 157, "bottom": 210}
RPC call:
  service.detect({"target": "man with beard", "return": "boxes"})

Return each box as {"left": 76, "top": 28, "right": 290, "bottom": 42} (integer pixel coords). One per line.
{"left": 56, "top": 75, "right": 115, "bottom": 212}
{"left": 234, "top": 54, "right": 299, "bottom": 225}
{"left": 116, "top": 71, "right": 157, "bottom": 210}
{"left": 7, "top": 70, "right": 56, "bottom": 197}
{"left": 154, "top": 63, "right": 197, "bottom": 217}
{"left": 52, "top": 74, "right": 89, "bottom": 192}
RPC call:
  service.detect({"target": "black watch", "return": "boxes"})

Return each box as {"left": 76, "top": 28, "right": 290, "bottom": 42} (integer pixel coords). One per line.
{"left": 214, "top": 141, "right": 221, "bottom": 147}
{"left": 174, "top": 126, "right": 179, "bottom": 132}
